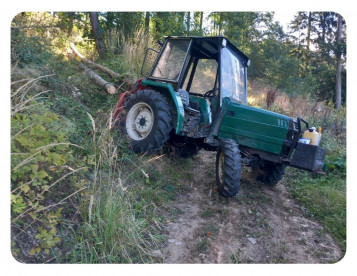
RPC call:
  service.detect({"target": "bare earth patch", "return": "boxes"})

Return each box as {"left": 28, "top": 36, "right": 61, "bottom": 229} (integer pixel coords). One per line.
{"left": 158, "top": 151, "right": 341, "bottom": 264}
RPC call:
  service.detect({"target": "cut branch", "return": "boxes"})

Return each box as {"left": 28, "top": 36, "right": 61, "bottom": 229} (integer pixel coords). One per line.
{"left": 79, "top": 63, "right": 117, "bottom": 94}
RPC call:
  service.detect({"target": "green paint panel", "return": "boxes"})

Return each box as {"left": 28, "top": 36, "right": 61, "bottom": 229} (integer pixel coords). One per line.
{"left": 141, "top": 79, "right": 185, "bottom": 134}
{"left": 218, "top": 98, "right": 290, "bottom": 154}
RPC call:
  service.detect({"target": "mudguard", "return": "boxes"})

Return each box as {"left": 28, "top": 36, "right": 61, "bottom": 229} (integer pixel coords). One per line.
{"left": 141, "top": 79, "right": 185, "bottom": 134}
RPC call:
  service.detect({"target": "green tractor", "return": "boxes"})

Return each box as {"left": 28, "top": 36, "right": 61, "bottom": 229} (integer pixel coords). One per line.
{"left": 114, "top": 36, "right": 325, "bottom": 197}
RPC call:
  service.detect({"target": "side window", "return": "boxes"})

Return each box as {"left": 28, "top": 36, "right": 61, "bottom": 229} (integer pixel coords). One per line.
{"left": 184, "top": 59, "right": 218, "bottom": 95}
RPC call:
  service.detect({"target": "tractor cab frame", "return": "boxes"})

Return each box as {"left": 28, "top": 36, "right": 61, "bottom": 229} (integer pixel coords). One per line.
{"left": 143, "top": 36, "right": 250, "bottom": 106}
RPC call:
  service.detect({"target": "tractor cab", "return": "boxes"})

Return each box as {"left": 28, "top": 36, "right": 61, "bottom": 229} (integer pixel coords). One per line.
{"left": 143, "top": 36, "right": 250, "bottom": 111}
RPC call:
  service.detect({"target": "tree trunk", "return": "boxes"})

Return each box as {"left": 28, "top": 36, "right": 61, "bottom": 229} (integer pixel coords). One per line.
{"left": 66, "top": 12, "right": 74, "bottom": 36}
{"left": 186, "top": 12, "right": 190, "bottom": 35}
{"left": 199, "top": 12, "right": 203, "bottom": 33}
{"left": 307, "top": 12, "right": 312, "bottom": 50}
{"left": 79, "top": 63, "right": 116, "bottom": 94}
{"left": 335, "top": 14, "right": 342, "bottom": 110}
{"left": 89, "top": 12, "right": 107, "bottom": 59}
{"left": 218, "top": 14, "right": 222, "bottom": 35}
{"left": 179, "top": 12, "right": 184, "bottom": 34}
{"left": 145, "top": 12, "right": 150, "bottom": 33}
{"left": 70, "top": 43, "right": 124, "bottom": 81}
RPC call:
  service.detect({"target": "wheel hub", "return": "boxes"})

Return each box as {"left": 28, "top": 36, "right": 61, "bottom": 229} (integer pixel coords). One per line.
{"left": 126, "top": 102, "right": 154, "bottom": 141}
{"left": 139, "top": 117, "right": 146, "bottom": 126}
{"left": 134, "top": 109, "right": 152, "bottom": 133}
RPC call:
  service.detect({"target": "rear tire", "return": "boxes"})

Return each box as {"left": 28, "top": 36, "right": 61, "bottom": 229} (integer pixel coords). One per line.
{"left": 123, "top": 89, "right": 172, "bottom": 153}
{"left": 216, "top": 139, "right": 241, "bottom": 197}
{"left": 256, "top": 160, "right": 286, "bottom": 186}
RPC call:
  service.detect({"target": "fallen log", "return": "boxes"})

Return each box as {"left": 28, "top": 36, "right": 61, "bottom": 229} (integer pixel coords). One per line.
{"left": 70, "top": 42, "right": 122, "bottom": 80}
{"left": 79, "top": 63, "right": 116, "bottom": 94}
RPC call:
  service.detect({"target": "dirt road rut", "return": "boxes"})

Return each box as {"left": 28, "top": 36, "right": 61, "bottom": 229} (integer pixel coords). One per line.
{"left": 158, "top": 151, "right": 341, "bottom": 264}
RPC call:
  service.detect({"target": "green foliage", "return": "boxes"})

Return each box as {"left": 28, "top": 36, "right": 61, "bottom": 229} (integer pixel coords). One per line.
{"left": 49, "top": 96, "right": 93, "bottom": 150}
{"left": 11, "top": 31, "right": 52, "bottom": 64}
{"left": 11, "top": 77, "right": 85, "bottom": 261}
{"left": 150, "top": 12, "right": 187, "bottom": 41}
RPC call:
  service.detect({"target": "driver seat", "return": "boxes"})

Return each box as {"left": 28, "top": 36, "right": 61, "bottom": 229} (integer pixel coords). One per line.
{"left": 178, "top": 89, "right": 200, "bottom": 115}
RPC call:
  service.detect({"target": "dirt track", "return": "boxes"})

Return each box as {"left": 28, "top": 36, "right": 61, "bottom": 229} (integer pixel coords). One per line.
{"left": 157, "top": 151, "right": 342, "bottom": 264}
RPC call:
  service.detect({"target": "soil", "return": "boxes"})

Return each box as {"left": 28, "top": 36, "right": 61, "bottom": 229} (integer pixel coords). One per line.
{"left": 156, "top": 151, "right": 342, "bottom": 264}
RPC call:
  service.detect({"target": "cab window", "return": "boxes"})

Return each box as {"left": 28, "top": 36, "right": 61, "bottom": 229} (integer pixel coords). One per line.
{"left": 183, "top": 58, "right": 218, "bottom": 95}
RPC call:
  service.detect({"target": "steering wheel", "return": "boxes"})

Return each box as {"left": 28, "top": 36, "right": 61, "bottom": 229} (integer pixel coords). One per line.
{"left": 203, "top": 88, "right": 218, "bottom": 99}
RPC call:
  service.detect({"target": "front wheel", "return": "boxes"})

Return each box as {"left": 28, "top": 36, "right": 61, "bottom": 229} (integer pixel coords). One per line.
{"left": 216, "top": 139, "right": 242, "bottom": 198}
{"left": 123, "top": 89, "right": 172, "bottom": 153}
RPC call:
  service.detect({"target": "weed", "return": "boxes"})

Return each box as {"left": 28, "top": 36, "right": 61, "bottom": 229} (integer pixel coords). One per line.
{"left": 204, "top": 224, "right": 219, "bottom": 236}
{"left": 196, "top": 238, "right": 210, "bottom": 253}
{"left": 231, "top": 248, "right": 242, "bottom": 264}
{"left": 201, "top": 207, "right": 220, "bottom": 218}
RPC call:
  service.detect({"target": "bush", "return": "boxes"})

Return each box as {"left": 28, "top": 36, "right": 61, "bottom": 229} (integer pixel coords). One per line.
{"left": 11, "top": 77, "right": 86, "bottom": 262}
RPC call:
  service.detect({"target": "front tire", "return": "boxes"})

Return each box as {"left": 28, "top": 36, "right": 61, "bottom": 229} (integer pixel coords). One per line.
{"left": 123, "top": 89, "right": 172, "bottom": 153}
{"left": 216, "top": 139, "right": 241, "bottom": 198}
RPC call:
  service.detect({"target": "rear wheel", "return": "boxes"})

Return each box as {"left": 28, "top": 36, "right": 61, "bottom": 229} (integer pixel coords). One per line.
{"left": 216, "top": 139, "right": 241, "bottom": 197}
{"left": 123, "top": 89, "right": 172, "bottom": 153}
{"left": 256, "top": 160, "right": 286, "bottom": 186}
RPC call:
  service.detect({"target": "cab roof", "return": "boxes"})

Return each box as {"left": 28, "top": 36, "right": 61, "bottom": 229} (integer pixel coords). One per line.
{"left": 164, "top": 36, "right": 250, "bottom": 66}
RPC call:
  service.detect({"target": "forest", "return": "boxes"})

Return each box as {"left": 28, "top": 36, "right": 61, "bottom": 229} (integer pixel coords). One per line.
{"left": 10, "top": 12, "right": 346, "bottom": 264}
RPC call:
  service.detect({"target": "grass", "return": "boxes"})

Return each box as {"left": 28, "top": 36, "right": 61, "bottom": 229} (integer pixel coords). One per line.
{"left": 284, "top": 167, "right": 346, "bottom": 252}
{"left": 55, "top": 114, "right": 174, "bottom": 263}
{"left": 11, "top": 23, "right": 176, "bottom": 263}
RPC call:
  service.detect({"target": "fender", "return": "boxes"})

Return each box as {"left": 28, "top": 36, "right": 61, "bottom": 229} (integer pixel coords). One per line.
{"left": 141, "top": 79, "right": 185, "bottom": 134}
{"left": 113, "top": 78, "right": 185, "bottom": 134}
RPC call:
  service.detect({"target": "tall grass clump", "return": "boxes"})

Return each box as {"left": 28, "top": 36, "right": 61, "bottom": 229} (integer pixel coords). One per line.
{"left": 104, "top": 28, "right": 153, "bottom": 78}
{"left": 61, "top": 113, "right": 165, "bottom": 263}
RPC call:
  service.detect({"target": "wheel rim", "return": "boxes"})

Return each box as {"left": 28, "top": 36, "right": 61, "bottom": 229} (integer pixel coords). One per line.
{"left": 218, "top": 152, "right": 225, "bottom": 184}
{"left": 126, "top": 102, "right": 154, "bottom": 141}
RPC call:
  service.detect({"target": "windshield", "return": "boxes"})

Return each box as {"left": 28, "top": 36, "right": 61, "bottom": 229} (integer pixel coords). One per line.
{"left": 151, "top": 39, "right": 190, "bottom": 81}
{"left": 220, "top": 47, "right": 247, "bottom": 104}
